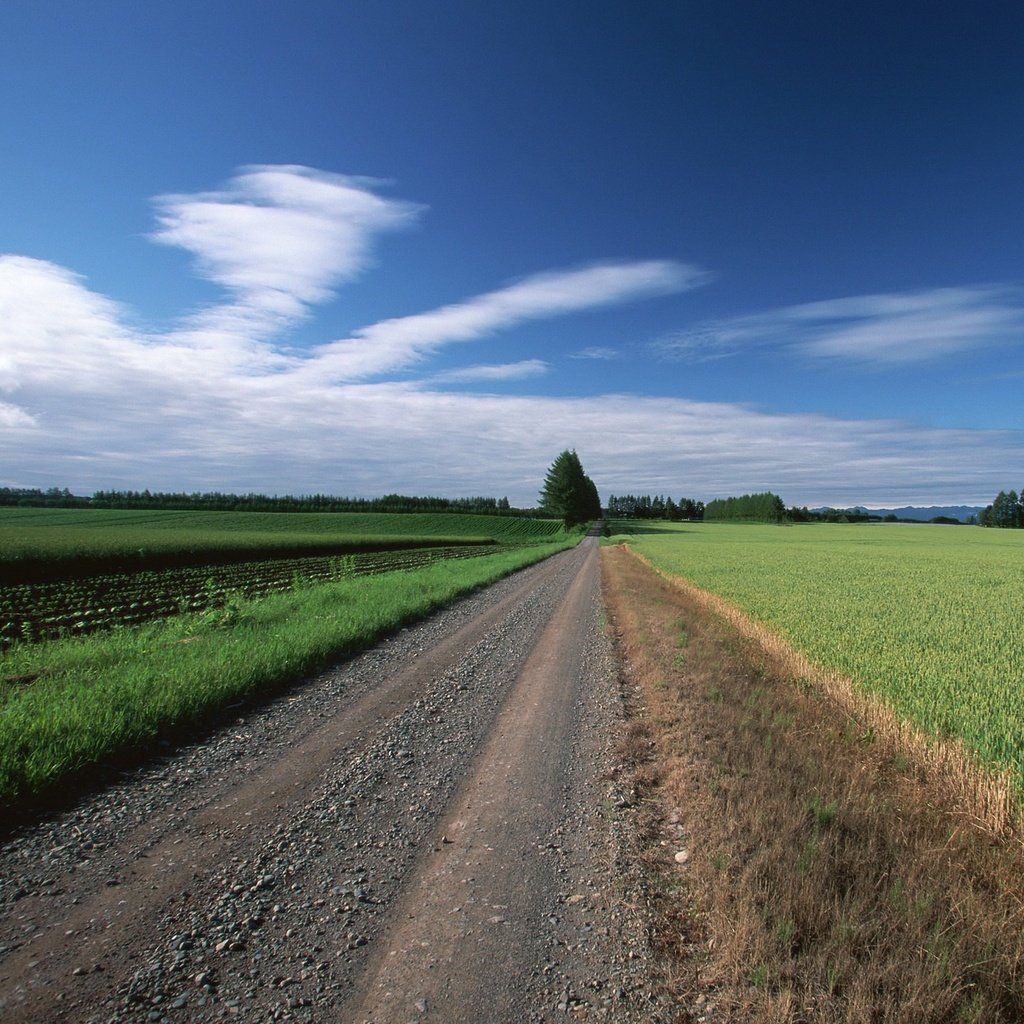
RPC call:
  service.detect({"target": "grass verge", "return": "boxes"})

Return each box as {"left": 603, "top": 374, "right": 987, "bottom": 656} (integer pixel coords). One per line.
{"left": 601, "top": 543, "right": 1024, "bottom": 1022}
{"left": 0, "top": 539, "right": 574, "bottom": 811}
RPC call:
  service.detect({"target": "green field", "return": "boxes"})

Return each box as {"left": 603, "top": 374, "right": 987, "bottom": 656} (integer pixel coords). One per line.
{"left": 0, "top": 509, "right": 577, "bottom": 807}
{"left": 0, "top": 507, "right": 564, "bottom": 581}
{"left": 0, "top": 508, "right": 570, "bottom": 648}
{"left": 613, "top": 521, "right": 1024, "bottom": 786}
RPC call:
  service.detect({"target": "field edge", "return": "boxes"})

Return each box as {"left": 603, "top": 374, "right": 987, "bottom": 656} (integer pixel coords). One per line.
{"left": 619, "top": 543, "right": 1022, "bottom": 840}
{"left": 600, "top": 543, "right": 1024, "bottom": 1022}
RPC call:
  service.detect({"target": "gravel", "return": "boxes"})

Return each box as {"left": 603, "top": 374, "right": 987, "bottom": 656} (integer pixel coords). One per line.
{"left": 0, "top": 541, "right": 668, "bottom": 1022}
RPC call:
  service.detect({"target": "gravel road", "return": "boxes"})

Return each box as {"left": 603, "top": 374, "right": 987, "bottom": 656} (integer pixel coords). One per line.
{"left": 0, "top": 536, "right": 663, "bottom": 1022}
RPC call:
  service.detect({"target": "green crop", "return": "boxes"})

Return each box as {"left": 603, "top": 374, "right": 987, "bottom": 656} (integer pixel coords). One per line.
{"left": 0, "top": 507, "right": 566, "bottom": 584}
{"left": 0, "top": 545, "right": 509, "bottom": 649}
{"left": 617, "top": 522, "right": 1024, "bottom": 786}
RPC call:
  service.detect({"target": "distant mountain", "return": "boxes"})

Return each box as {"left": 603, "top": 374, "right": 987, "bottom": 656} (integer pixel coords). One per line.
{"left": 846, "top": 505, "right": 983, "bottom": 523}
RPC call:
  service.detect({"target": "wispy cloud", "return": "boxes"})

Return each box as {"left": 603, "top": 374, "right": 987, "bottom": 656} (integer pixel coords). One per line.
{"left": 151, "top": 165, "right": 423, "bottom": 348}
{"left": 1, "top": 167, "right": 1020, "bottom": 507}
{"left": 655, "top": 284, "right": 1024, "bottom": 366}
{"left": 430, "top": 359, "right": 548, "bottom": 384}
{"left": 300, "top": 260, "right": 707, "bottom": 382}
{"left": 0, "top": 401, "right": 36, "bottom": 428}
{"left": 570, "top": 346, "right": 620, "bottom": 360}
{"left": 2, "top": 254, "right": 1017, "bottom": 505}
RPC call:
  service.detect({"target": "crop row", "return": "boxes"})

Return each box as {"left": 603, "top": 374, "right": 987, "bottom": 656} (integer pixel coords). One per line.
{"left": 0, "top": 545, "right": 496, "bottom": 648}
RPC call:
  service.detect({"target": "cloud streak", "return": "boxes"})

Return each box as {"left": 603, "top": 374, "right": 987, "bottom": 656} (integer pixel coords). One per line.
{"left": 571, "top": 346, "right": 620, "bottom": 360}
{"left": 301, "top": 260, "right": 706, "bottom": 382}
{"left": 655, "top": 284, "right": 1024, "bottom": 366}
{"left": 2, "top": 253, "right": 1016, "bottom": 507}
{"left": 430, "top": 359, "right": 548, "bottom": 383}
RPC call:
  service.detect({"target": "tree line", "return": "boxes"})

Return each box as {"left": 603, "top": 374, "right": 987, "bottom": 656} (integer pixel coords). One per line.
{"left": 979, "top": 490, "right": 1024, "bottom": 528}
{"left": 605, "top": 494, "right": 705, "bottom": 521}
{"left": 0, "top": 487, "right": 87, "bottom": 508}
{"left": 704, "top": 492, "right": 787, "bottom": 523}
{"left": 0, "top": 487, "right": 534, "bottom": 516}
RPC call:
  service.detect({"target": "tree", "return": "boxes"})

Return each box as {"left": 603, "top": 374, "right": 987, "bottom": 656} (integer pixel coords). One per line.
{"left": 982, "top": 490, "right": 1023, "bottom": 528}
{"left": 539, "top": 450, "right": 602, "bottom": 528}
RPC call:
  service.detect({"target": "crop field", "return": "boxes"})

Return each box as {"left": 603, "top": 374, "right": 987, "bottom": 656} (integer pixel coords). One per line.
{"left": 0, "top": 507, "right": 563, "bottom": 582}
{"left": 1, "top": 546, "right": 503, "bottom": 648}
{"left": 612, "top": 521, "right": 1024, "bottom": 789}
{"left": 0, "top": 507, "right": 567, "bottom": 649}
{"left": 0, "top": 509, "right": 578, "bottom": 806}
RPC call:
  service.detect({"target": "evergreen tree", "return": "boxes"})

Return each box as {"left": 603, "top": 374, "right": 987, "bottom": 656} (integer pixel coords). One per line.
{"left": 539, "top": 450, "right": 602, "bottom": 528}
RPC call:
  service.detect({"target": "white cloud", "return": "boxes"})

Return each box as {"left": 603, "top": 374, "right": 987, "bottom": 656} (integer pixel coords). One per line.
{"left": 300, "top": 260, "right": 706, "bottom": 382}
{"left": 162, "top": 386, "right": 1024, "bottom": 508}
{"left": 1, "top": 167, "right": 1020, "bottom": 507}
{"left": 0, "top": 401, "right": 36, "bottom": 428}
{"left": 571, "top": 346, "right": 620, "bottom": 360}
{"left": 430, "top": 359, "right": 548, "bottom": 383}
{"left": 655, "top": 284, "right": 1024, "bottom": 366}
{"left": 150, "top": 165, "right": 423, "bottom": 347}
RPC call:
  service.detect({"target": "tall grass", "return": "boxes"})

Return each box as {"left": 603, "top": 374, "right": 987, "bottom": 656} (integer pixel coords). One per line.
{"left": 0, "top": 540, "right": 573, "bottom": 808}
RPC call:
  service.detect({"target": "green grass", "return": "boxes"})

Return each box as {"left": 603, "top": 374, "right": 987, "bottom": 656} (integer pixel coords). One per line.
{"left": 0, "top": 507, "right": 567, "bottom": 582}
{"left": 0, "top": 506, "right": 566, "bottom": 540}
{"left": 615, "top": 521, "right": 1024, "bottom": 785}
{"left": 0, "top": 538, "right": 575, "bottom": 808}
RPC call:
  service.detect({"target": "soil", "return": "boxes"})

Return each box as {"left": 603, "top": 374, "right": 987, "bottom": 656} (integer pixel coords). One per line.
{"left": 0, "top": 536, "right": 668, "bottom": 1023}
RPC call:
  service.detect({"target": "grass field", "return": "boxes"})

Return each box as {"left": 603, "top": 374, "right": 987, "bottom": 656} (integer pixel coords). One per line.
{"left": 611, "top": 521, "right": 1024, "bottom": 792}
{"left": 603, "top": 544, "right": 1024, "bottom": 1021}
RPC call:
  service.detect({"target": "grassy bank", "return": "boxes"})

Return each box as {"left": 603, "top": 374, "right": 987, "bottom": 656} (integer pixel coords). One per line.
{"left": 602, "top": 545, "right": 1024, "bottom": 1022}
{"left": 0, "top": 539, "right": 573, "bottom": 809}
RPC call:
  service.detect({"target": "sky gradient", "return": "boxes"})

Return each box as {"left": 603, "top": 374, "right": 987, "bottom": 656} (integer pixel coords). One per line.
{"left": 2, "top": 1, "right": 1022, "bottom": 508}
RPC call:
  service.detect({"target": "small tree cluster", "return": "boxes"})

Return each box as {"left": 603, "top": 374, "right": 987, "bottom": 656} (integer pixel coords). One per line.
{"left": 539, "top": 450, "right": 602, "bottom": 528}
{"left": 979, "top": 490, "right": 1024, "bottom": 528}
{"left": 704, "top": 492, "right": 786, "bottom": 523}
{"left": 788, "top": 505, "right": 874, "bottom": 523}
{"left": 606, "top": 494, "right": 705, "bottom": 520}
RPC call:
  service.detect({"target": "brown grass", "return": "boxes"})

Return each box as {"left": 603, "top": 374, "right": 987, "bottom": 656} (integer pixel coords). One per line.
{"left": 601, "top": 543, "right": 1024, "bottom": 1023}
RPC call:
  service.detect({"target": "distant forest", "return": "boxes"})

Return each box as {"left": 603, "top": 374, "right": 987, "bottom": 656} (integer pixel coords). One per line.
{"left": 610, "top": 491, "right": 791, "bottom": 524}
{"left": 705, "top": 492, "right": 786, "bottom": 523}
{"left": 0, "top": 487, "right": 532, "bottom": 516}
{"left": 605, "top": 494, "right": 705, "bottom": 520}
{"left": 978, "top": 490, "right": 1024, "bottom": 528}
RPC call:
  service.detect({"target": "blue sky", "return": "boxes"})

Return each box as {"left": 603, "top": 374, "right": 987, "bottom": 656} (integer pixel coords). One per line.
{"left": 2, "top": 1, "right": 1022, "bottom": 508}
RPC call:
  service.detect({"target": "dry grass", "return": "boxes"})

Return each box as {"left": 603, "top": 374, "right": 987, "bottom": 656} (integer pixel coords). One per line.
{"left": 601, "top": 544, "right": 1024, "bottom": 1023}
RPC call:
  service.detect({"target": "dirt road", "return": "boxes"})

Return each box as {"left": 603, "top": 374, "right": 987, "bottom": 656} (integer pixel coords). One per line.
{"left": 0, "top": 537, "right": 660, "bottom": 1022}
